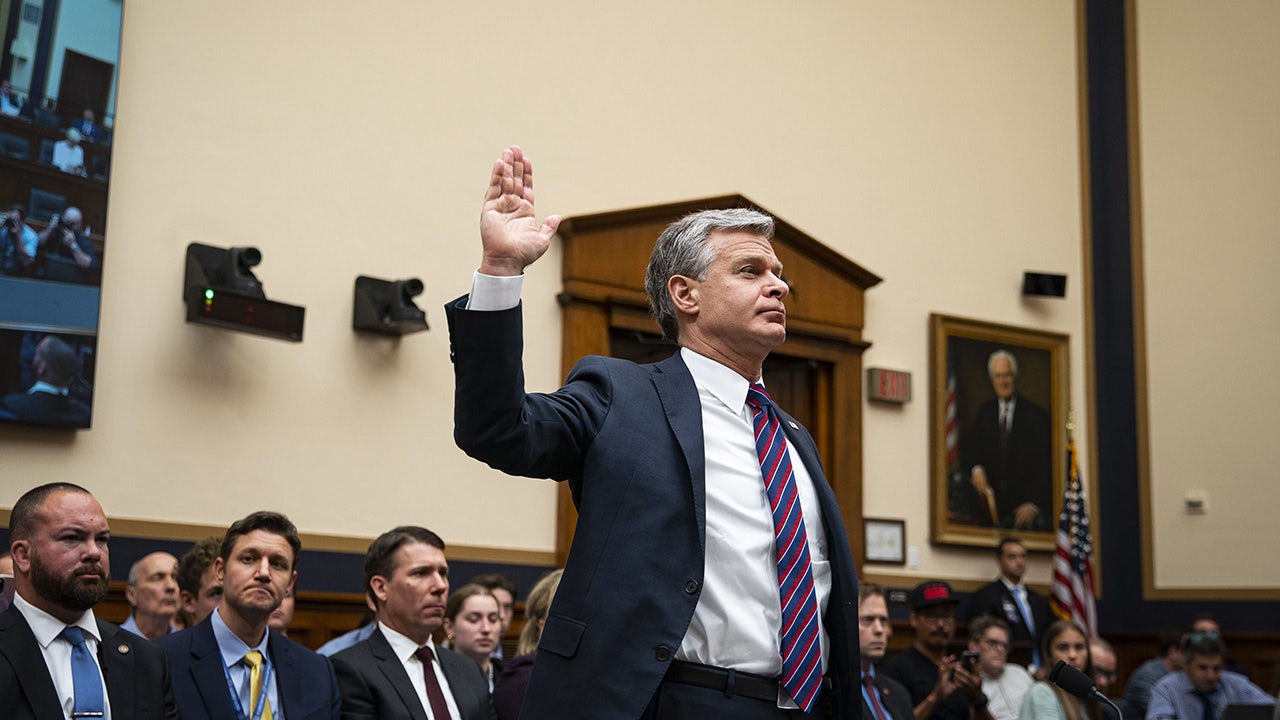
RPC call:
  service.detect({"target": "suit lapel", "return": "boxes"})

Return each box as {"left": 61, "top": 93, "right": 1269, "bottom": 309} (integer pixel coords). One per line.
{"left": 0, "top": 606, "right": 63, "bottom": 718}
{"left": 369, "top": 630, "right": 429, "bottom": 720}
{"left": 650, "top": 353, "right": 707, "bottom": 554}
{"left": 97, "top": 621, "right": 136, "bottom": 717}
{"left": 267, "top": 631, "right": 297, "bottom": 718}
{"left": 189, "top": 619, "right": 239, "bottom": 719}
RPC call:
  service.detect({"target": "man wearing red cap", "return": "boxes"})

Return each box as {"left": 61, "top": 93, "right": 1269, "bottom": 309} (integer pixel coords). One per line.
{"left": 880, "top": 581, "right": 992, "bottom": 720}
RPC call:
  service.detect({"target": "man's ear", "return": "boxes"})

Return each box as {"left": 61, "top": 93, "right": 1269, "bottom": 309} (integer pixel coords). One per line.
{"left": 125, "top": 584, "right": 138, "bottom": 606}
{"left": 10, "top": 540, "right": 31, "bottom": 574}
{"left": 213, "top": 557, "right": 225, "bottom": 584}
{"left": 668, "top": 275, "right": 699, "bottom": 316}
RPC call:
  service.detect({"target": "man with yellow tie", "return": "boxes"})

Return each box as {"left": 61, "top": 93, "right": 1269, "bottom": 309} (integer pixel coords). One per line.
{"left": 156, "top": 511, "right": 341, "bottom": 719}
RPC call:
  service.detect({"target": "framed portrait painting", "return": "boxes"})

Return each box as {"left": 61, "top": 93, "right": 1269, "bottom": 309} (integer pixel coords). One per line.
{"left": 929, "top": 314, "right": 1069, "bottom": 550}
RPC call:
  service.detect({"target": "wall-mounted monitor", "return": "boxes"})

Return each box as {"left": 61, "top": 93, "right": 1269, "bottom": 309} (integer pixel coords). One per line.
{"left": 0, "top": 0, "right": 123, "bottom": 429}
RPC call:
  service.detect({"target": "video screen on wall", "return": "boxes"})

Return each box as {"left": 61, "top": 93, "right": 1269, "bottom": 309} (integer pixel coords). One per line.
{"left": 0, "top": 0, "right": 122, "bottom": 430}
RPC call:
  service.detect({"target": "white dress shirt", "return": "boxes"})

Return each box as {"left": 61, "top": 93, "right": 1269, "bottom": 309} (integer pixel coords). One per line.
{"left": 12, "top": 592, "right": 112, "bottom": 720}
{"left": 466, "top": 271, "right": 834, "bottom": 681}
{"left": 378, "top": 622, "right": 463, "bottom": 720}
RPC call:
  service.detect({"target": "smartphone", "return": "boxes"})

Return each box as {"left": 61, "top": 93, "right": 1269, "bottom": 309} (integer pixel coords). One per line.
{"left": 961, "top": 650, "right": 980, "bottom": 668}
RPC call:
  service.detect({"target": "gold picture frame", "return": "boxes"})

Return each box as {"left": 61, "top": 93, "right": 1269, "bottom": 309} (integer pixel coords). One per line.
{"left": 929, "top": 314, "right": 1069, "bottom": 550}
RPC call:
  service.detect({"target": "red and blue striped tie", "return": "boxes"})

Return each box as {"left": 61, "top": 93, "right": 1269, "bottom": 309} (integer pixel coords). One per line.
{"left": 746, "top": 383, "right": 823, "bottom": 712}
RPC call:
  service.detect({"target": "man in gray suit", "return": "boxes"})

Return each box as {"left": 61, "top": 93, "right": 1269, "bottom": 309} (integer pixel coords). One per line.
{"left": 0, "top": 482, "right": 179, "bottom": 719}
{"left": 331, "top": 526, "right": 492, "bottom": 720}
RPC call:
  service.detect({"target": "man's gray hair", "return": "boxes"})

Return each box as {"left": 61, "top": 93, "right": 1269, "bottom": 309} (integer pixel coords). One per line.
{"left": 644, "top": 208, "right": 775, "bottom": 343}
{"left": 988, "top": 349, "right": 1019, "bottom": 378}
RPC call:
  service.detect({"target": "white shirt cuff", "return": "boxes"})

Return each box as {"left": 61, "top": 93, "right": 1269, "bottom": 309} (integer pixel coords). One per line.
{"left": 466, "top": 271, "right": 523, "bottom": 311}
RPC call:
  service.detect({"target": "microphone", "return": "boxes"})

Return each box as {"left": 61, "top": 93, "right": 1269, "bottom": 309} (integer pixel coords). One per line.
{"left": 1048, "top": 661, "right": 1124, "bottom": 720}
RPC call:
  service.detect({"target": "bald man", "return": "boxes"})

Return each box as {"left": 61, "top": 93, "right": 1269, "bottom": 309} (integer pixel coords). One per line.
{"left": 121, "top": 552, "right": 181, "bottom": 639}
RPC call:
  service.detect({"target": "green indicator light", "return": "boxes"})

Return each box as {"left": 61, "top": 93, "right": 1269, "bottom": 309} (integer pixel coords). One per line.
{"left": 204, "top": 288, "right": 214, "bottom": 300}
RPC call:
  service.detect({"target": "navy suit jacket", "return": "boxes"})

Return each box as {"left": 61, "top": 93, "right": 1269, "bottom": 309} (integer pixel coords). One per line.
{"left": 331, "top": 627, "right": 494, "bottom": 720}
{"left": 155, "top": 614, "right": 341, "bottom": 720}
{"left": 965, "top": 580, "right": 1053, "bottom": 661}
{"left": 446, "top": 299, "right": 859, "bottom": 719}
{"left": 865, "top": 669, "right": 916, "bottom": 720}
{"left": 0, "top": 604, "right": 179, "bottom": 719}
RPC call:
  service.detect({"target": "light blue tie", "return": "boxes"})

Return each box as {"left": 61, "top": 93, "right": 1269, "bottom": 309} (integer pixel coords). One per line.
{"left": 60, "top": 626, "right": 105, "bottom": 718}
{"left": 1011, "top": 588, "right": 1040, "bottom": 667}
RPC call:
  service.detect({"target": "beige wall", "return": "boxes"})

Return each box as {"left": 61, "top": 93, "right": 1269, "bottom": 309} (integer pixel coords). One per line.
{"left": 1135, "top": 1, "right": 1280, "bottom": 589}
{"left": 3, "top": 0, "right": 1091, "bottom": 584}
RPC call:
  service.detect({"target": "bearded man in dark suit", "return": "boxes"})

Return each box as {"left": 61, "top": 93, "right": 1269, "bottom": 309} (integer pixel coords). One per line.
{"left": 0, "top": 482, "right": 179, "bottom": 719}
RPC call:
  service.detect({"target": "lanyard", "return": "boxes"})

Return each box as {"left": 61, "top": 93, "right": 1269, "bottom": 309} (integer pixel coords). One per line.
{"left": 220, "top": 654, "right": 273, "bottom": 720}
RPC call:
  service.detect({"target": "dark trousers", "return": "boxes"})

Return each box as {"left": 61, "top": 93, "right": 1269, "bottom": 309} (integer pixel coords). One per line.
{"left": 641, "top": 680, "right": 834, "bottom": 719}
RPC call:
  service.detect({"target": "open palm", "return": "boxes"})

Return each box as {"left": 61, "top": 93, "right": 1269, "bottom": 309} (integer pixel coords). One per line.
{"left": 479, "top": 145, "right": 561, "bottom": 277}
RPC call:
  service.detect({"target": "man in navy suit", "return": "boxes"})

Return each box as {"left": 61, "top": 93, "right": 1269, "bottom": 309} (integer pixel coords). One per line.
{"left": 330, "top": 526, "right": 493, "bottom": 720}
{"left": 0, "top": 482, "right": 179, "bottom": 719}
{"left": 156, "top": 511, "right": 341, "bottom": 719}
{"left": 447, "top": 146, "right": 858, "bottom": 718}
{"left": 963, "top": 538, "right": 1052, "bottom": 670}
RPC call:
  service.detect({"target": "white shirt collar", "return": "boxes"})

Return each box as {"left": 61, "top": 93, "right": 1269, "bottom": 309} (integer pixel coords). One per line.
{"left": 680, "top": 347, "right": 759, "bottom": 416}
{"left": 378, "top": 621, "right": 437, "bottom": 663}
{"left": 12, "top": 591, "right": 98, "bottom": 648}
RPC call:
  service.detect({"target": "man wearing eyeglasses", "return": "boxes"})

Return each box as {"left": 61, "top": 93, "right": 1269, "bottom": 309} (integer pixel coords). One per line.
{"left": 967, "top": 616, "right": 1032, "bottom": 720}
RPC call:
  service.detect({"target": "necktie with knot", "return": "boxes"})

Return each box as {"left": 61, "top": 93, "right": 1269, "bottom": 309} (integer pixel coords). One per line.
{"left": 863, "top": 673, "right": 890, "bottom": 720}
{"left": 242, "top": 650, "right": 274, "bottom": 720}
{"left": 1195, "top": 691, "right": 1217, "bottom": 720}
{"left": 60, "top": 626, "right": 105, "bottom": 718}
{"left": 746, "top": 383, "right": 823, "bottom": 712}
{"left": 414, "top": 645, "right": 453, "bottom": 719}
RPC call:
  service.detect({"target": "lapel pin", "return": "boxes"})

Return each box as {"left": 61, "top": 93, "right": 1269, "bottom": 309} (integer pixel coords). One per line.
{"left": 788, "top": 420, "right": 799, "bottom": 430}
{"left": 117, "top": 644, "right": 130, "bottom": 654}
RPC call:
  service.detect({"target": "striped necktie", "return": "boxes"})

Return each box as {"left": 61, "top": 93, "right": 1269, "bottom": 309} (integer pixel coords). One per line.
{"left": 746, "top": 383, "right": 823, "bottom": 712}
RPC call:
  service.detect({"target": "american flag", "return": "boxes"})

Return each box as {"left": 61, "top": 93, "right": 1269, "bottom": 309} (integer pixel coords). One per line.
{"left": 945, "top": 345, "right": 959, "bottom": 470}
{"left": 1050, "top": 438, "right": 1098, "bottom": 636}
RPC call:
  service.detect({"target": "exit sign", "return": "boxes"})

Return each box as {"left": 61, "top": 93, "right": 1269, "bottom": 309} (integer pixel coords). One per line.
{"left": 868, "top": 368, "right": 912, "bottom": 403}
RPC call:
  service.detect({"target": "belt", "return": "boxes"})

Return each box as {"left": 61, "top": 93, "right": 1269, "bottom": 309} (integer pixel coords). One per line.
{"left": 665, "top": 661, "right": 832, "bottom": 704}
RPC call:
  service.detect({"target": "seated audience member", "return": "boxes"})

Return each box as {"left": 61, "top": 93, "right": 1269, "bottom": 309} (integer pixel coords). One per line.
{"left": 444, "top": 582, "right": 503, "bottom": 691}
{"left": 882, "top": 580, "right": 992, "bottom": 720}
{"left": 0, "top": 551, "right": 12, "bottom": 574}
{"left": 494, "top": 568, "right": 562, "bottom": 720}
{"left": 1191, "top": 613, "right": 1250, "bottom": 679}
{"left": 330, "top": 526, "right": 492, "bottom": 720}
{"left": 51, "top": 127, "right": 85, "bottom": 174}
{"left": 1121, "top": 629, "right": 1185, "bottom": 719}
{"left": 121, "top": 551, "right": 181, "bottom": 639}
{"left": 970, "top": 615, "right": 1034, "bottom": 720}
{"left": 859, "top": 581, "right": 915, "bottom": 720}
{"left": 1, "top": 205, "right": 39, "bottom": 276}
{"left": 1018, "top": 620, "right": 1100, "bottom": 720}
{"left": 0, "top": 335, "right": 90, "bottom": 427}
{"left": 0, "top": 80, "right": 21, "bottom": 116}
{"left": 72, "top": 108, "right": 99, "bottom": 144}
{"left": 175, "top": 535, "right": 223, "bottom": 628}
{"left": 1147, "top": 633, "right": 1274, "bottom": 720}
{"left": 1089, "top": 637, "right": 1118, "bottom": 696}
{"left": 316, "top": 594, "right": 376, "bottom": 657}
{"left": 155, "top": 511, "right": 341, "bottom": 720}
{"left": 470, "top": 572, "right": 517, "bottom": 659}
{"left": 2, "top": 482, "right": 179, "bottom": 718}
{"left": 268, "top": 587, "right": 295, "bottom": 635}
{"left": 36, "top": 207, "right": 99, "bottom": 278}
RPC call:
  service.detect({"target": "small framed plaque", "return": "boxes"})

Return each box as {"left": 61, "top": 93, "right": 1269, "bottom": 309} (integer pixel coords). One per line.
{"left": 864, "top": 518, "right": 906, "bottom": 565}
